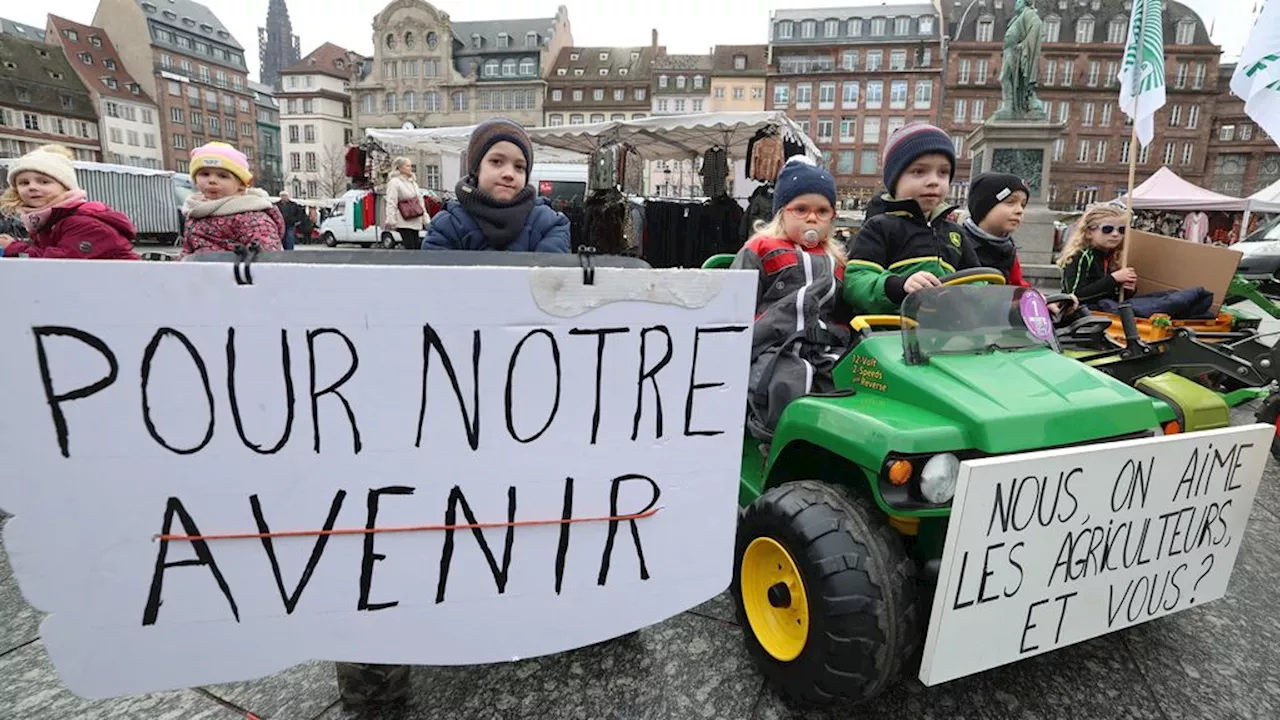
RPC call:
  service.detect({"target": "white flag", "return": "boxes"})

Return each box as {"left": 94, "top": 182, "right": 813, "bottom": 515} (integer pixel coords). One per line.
{"left": 1232, "top": 0, "right": 1280, "bottom": 144}
{"left": 1118, "top": 0, "right": 1167, "bottom": 147}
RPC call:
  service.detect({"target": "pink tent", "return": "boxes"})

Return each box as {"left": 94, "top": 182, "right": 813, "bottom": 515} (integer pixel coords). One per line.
{"left": 1125, "top": 167, "right": 1250, "bottom": 211}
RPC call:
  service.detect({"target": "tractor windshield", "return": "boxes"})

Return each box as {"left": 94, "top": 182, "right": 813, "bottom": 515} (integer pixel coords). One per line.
{"left": 901, "top": 285, "right": 1057, "bottom": 364}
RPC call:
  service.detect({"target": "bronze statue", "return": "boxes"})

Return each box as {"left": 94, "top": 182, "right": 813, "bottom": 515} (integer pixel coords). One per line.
{"left": 994, "top": 0, "right": 1046, "bottom": 120}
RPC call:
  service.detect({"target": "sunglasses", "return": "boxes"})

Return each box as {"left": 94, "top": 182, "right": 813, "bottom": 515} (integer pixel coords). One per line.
{"left": 1089, "top": 224, "right": 1127, "bottom": 235}
{"left": 785, "top": 204, "right": 834, "bottom": 221}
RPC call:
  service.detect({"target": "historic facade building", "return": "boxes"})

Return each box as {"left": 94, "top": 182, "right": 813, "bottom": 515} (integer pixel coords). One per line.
{"left": 766, "top": 4, "right": 944, "bottom": 201}
{"left": 942, "top": 0, "right": 1219, "bottom": 209}
{"left": 709, "top": 45, "right": 768, "bottom": 113}
{"left": 280, "top": 43, "right": 359, "bottom": 198}
{"left": 1206, "top": 63, "right": 1280, "bottom": 198}
{"left": 0, "top": 32, "right": 101, "bottom": 161}
{"left": 47, "top": 15, "right": 164, "bottom": 168}
{"left": 542, "top": 40, "right": 659, "bottom": 126}
{"left": 352, "top": 1, "right": 571, "bottom": 141}
{"left": 258, "top": 0, "right": 301, "bottom": 91}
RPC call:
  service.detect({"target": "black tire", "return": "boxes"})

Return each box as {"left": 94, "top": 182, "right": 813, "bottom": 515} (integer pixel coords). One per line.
{"left": 322, "top": 232, "right": 337, "bottom": 248}
{"left": 380, "top": 232, "right": 397, "bottom": 249}
{"left": 1255, "top": 393, "right": 1280, "bottom": 460}
{"left": 732, "top": 480, "right": 918, "bottom": 707}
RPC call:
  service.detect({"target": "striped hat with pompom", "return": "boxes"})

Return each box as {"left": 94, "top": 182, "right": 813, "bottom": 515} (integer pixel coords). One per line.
{"left": 881, "top": 122, "right": 956, "bottom": 195}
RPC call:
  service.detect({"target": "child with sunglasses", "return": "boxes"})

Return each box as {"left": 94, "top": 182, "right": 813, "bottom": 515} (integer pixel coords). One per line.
{"left": 1058, "top": 203, "right": 1214, "bottom": 318}
{"left": 732, "top": 156, "right": 851, "bottom": 443}
{"left": 1057, "top": 204, "right": 1137, "bottom": 308}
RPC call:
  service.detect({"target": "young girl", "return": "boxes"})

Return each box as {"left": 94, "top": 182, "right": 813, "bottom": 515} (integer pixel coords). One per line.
{"left": 732, "top": 156, "right": 852, "bottom": 443}
{"left": 0, "top": 144, "right": 139, "bottom": 260}
{"left": 1058, "top": 203, "right": 1213, "bottom": 318}
{"left": 424, "top": 117, "right": 570, "bottom": 253}
{"left": 181, "top": 142, "right": 284, "bottom": 258}
{"left": 1058, "top": 204, "right": 1138, "bottom": 308}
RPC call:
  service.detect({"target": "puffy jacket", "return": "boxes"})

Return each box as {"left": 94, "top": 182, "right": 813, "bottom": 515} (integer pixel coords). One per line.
{"left": 424, "top": 197, "right": 571, "bottom": 253}
{"left": 180, "top": 189, "right": 285, "bottom": 258}
{"left": 845, "top": 193, "right": 979, "bottom": 314}
{"left": 960, "top": 218, "right": 1031, "bottom": 288}
{"left": 384, "top": 174, "right": 426, "bottom": 230}
{"left": 2, "top": 200, "right": 139, "bottom": 260}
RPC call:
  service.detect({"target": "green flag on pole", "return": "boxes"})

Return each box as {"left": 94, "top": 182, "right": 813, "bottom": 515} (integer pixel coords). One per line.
{"left": 1117, "top": 0, "right": 1167, "bottom": 147}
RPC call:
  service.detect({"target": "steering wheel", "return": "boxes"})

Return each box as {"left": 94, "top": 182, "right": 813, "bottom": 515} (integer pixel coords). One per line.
{"left": 1042, "top": 293, "right": 1078, "bottom": 326}
{"left": 937, "top": 267, "right": 1007, "bottom": 287}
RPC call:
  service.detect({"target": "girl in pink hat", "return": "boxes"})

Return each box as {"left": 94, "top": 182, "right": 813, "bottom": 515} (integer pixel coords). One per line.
{"left": 180, "top": 141, "right": 284, "bottom": 258}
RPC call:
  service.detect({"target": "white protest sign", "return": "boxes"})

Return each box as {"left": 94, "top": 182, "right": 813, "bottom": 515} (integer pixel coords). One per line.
{"left": 920, "top": 424, "right": 1272, "bottom": 686}
{"left": 0, "top": 259, "right": 756, "bottom": 699}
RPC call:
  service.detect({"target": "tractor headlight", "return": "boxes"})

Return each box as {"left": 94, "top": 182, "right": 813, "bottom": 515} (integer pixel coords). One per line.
{"left": 919, "top": 453, "right": 961, "bottom": 504}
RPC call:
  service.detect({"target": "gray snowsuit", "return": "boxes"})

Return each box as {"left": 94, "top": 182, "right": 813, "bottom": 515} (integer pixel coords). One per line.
{"left": 732, "top": 235, "right": 854, "bottom": 442}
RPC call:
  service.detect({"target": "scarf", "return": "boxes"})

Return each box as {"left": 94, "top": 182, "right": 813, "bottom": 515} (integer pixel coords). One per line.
{"left": 455, "top": 177, "right": 534, "bottom": 248}
{"left": 22, "top": 190, "right": 87, "bottom": 234}
{"left": 185, "top": 188, "right": 274, "bottom": 219}
{"left": 962, "top": 217, "right": 1015, "bottom": 263}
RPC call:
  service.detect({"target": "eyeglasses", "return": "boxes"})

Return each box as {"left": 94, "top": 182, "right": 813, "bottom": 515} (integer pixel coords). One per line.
{"left": 785, "top": 204, "right": 834, "bottom": 221}
{"left": 1089, "top": 224, "right": 1127, "bottom": 235}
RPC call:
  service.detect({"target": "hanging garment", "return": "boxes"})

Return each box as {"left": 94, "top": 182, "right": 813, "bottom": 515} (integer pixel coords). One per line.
{"left": 582, "top": 188, "right": 629, "bottom": 254}
{"left": 1182, "top": 211, "right": 1210, "bottom": 243}
{"left": 641, "top": 197, "right": 744, "bottom": 268}
{"left": 740, "top": 184, "right": 776, "bottom": 240}
{"left": 747, "top": 134, "right": 784, "bottom": 182}
{"left": 345, "top": 147, "right": 367, "bottom": 179}
{"left": 701, "top": 147, "right": 730, "bottom": 197}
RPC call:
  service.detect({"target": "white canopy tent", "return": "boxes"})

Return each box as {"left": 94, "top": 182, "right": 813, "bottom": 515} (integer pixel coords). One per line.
{"left": 1124, "top": 167, "right": 1251, "bottom": 211}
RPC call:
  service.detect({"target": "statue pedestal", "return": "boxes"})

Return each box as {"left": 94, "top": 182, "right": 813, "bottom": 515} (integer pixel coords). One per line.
{"left": 966, "top": 120, "right": 1067, "bottom": 265}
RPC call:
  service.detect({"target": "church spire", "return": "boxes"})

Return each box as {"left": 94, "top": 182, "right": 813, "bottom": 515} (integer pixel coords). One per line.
{"left": 258, "top": 0, "right": 301, "bottom": 90}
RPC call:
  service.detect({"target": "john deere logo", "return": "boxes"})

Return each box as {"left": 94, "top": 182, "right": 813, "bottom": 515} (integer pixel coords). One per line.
{"left": 949, "top": 232, "right": 962, "bottom": 248}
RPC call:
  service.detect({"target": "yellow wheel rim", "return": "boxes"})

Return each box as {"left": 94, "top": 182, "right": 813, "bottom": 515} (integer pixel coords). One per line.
{"left": 741, "top": 537, "right": 809, "bottom": 662}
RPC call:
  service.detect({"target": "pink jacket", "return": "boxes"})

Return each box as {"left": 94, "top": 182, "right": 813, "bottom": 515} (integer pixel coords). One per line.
{"left": 181, "top": 188, "right": 285, "bottom": 258}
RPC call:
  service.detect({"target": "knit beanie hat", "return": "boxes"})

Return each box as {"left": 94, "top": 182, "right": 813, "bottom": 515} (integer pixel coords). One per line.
{"left": 467, "top": 117, "right": 533, "bottom": 177}
{"left": 6, "top": 144, "right": 80, "bottom": 192}
{"left": 190, "top": 142, "right": 253, "bottom": 186}
{"left": 882, "top": 122, "right": 956, "bottom": 195}
{"left": 968, "top": 172, "right": 1032, "bottom": 225}
{"left": 772, "top": 155, "right": 837, "bottom": 214}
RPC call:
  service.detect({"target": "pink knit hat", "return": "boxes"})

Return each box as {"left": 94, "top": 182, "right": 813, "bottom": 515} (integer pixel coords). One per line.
{"left": 190, "top": 142, "right": 253, "bottom": 186}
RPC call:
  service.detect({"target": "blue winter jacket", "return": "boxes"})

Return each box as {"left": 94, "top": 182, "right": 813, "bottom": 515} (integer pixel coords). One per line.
{"left": 423, "top": 197, "right": 571, "bottom": 253}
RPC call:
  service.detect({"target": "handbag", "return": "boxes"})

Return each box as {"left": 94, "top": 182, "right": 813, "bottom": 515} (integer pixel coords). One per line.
{"left": 397, "top": 194, "right": 424, "bottom": 220}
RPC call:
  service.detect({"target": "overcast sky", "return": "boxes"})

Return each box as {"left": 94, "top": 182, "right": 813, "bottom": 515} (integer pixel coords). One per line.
{"left": 8, "top": 0, "right": 1258, "bottom": 81}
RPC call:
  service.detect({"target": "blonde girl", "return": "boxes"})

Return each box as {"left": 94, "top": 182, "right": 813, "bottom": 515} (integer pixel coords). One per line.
{"left": 1057, "top": 203, "right": 1137, "bottom": 307}
{"left": 731, "top": 156, "right": 853, "bottom": 443}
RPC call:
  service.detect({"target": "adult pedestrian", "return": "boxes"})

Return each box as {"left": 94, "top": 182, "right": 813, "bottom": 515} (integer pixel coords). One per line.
{"left": 275, "top": 191, "right": 305, "bottom": 250}
{"left": 384, "top": 157, "right": 426, "bottom": 250}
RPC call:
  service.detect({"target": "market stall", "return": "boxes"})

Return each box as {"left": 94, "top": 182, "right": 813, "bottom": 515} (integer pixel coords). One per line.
{"left": 365, "top": 112, "right": 821, "bottom": 267}
{"left": 1123, "top": 167, "right": 1255, "bottom": 243}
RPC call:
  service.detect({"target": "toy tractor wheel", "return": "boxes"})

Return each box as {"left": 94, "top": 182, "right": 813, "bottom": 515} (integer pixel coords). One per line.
{"left": 1255, "top": 393, "right": 1280, "bottom": 460}
{"left": 732, "top": 480, "right": 919, "bottom": 706}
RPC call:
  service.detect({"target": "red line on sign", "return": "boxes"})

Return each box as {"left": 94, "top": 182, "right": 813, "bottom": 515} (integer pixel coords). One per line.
{"left": 155, "top": 508, "right": 662, "bottom": 542}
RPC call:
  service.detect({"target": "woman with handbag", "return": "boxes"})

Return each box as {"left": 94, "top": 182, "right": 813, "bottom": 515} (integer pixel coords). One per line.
{"left": 384, "top": 156, "right": 426, "bottom": 250}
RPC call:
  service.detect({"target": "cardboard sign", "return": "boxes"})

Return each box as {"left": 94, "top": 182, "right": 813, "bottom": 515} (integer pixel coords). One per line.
{"left": 1127, "top": 230, "right": 1243, "bottom": 312}
{"left": 920, "top": 424, "right": 1272, "bottom": 686}
{"left": 0, "top": 259, "right": 756, "bottom": 699}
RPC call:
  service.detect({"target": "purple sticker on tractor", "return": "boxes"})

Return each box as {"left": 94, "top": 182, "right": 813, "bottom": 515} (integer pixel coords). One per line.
{"left": 1020, "top": 292, "right": 1054, "bottom": 342}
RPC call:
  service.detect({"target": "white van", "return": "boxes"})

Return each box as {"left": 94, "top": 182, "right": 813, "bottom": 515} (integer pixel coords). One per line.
{"left": 318, "top": 189, "right": 429, "bottom": 248}
{"left": 528, "top": 163, "right": 588, "bottom": 207}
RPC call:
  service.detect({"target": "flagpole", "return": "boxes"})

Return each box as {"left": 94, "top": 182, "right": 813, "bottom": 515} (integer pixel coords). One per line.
{"left": 1120, "top": 122, "right": 1138, "bottom": 302}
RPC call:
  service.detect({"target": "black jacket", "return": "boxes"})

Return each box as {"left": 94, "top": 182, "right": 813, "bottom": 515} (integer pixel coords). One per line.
{"left": 1061, "top": 247, "right": 1120, "bottom": 304}
{"left": 846, "top": 193, "right": 979, "bottom": 313}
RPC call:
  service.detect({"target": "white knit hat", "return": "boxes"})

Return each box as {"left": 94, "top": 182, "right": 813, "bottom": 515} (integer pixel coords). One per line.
{"left": 6, "top": 145, "right": 80, "bottom": 192}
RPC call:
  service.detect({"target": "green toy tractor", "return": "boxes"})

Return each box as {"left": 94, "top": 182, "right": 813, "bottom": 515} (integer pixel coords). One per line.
{"left": 703, "top": 256, "right": 1248, "bottom": 706}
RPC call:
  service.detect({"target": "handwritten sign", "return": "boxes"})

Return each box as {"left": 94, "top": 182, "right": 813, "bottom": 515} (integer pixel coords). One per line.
{"left": 0, "top": 259, "right": 756, "bottom": 699}
{"left": 920, "top": 424, "right": 1272, "bottom": 686}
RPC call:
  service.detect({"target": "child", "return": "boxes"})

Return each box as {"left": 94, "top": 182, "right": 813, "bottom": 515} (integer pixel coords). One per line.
{"left": 0, "top": 144, "right": 139, "bottom": 260}
{"left": 424, "top": 118, "right": 570, "bottom": 253}
{"left": 1058, "top": 203, "right": 1213, "bottom": 318}
{"left": 181, "top": 142, "right": 284, "bottom": 258}
{"left": 732, "top": 156, "right": 851, "bottom": 442}
{"left": 846, "top": 123, "right": 978, "bottom": 314}
{"left": 961, "top": 172, "right": 1034, "bottom": 287}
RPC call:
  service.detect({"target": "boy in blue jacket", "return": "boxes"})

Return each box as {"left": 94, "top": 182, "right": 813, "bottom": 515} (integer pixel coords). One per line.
{"left": 424, "top": 118, "right": 570, "bottom": 253}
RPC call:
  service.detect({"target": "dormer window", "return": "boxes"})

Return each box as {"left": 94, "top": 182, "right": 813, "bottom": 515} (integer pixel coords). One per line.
{"left": 162, "top": 10, "right": 176, "bottom": 20}
{"left": 472, "top": 34, "right": 483, "bottom": 48}
{"left": 630, "top": 51, "right": 639, "bottom": 61}
{"left": 217, "top": 30, "right": 229, "bottom": 39}
{"left": 89, "top": 35, "right": 102, "bottom": 47}
{"left": 599, "top": 51, "right": 609, "bottom": 61}
{"left": 36, "top": 49, "right": 49, "bottom": 58}
{"left": 1175, "top": 17, "right": 1196, "bottom": 45}
{"left": 182, "top": 17, "right": 196, "bottom": 27}
{"left": 142, "top": 2, "right": 156, "bottom": 12}
{"left": 574, "top": 68, "right": 584, "bottom": 76}
{"left": 336, "top": 59, "right": 345, "bottom": 69}
{"left": 199, "top": 23, "right": 213, "bottom": 33}
{"left": 557, "top": 67, "right": 566, "bottom": 75}
{"left": 130, "top": 84, "right": 141, "bottom": 95}
{"left": 63, "top": 29, "right": 79, "bottom": 41}
{"left": 78, "top": 52, "right": 93, "bottom": 65}
{"left": 47, "top": 70, "right": 64, "bottom": 80}
{"left": 919, "top": 15, "right": 934, "bottom": 34}
{"left": 570, "top": 51, "right": 580, "bottom": 61}
{"left": 497, "top": 32, "right": 510, "bottom": 48}
{"left": 526, "top": 31, "right": 538, "bottom": 47}
{"left": 619, "top": 68, "right": 628, "bottom": 76}
{"left": 103, "top": 77, "right": 118, "bottom": 89}
{"left": 659, "top": 74, "right": 668, "bottom": 88}
{"left": 599, "top": 68, "right": 608, "bottom": 75}
{"left": 734, "top": 54, "right": 746, "bottom": 70}
{"left": 105, "top": 58, "right": 117, "bottom": 70}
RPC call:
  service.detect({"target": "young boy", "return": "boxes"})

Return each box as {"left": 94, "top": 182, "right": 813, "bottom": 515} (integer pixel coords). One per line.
{"left": 961, "top": 172, "right": 1032, "bottom": 287}
{"left": 845, "top": 123, "right": 978, "bottom": 314}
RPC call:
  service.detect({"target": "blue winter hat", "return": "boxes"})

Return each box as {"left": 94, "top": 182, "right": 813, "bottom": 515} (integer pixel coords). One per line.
{"left": 772, "top": 155, "right": 838, "bottom": 214}
{"left": 882, "top": 122, "right": 956, "bottom": 195}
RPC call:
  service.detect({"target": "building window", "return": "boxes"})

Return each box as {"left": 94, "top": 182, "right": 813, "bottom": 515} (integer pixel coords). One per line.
{"left": 895, "top": 16, "right": 911, "bottom": 35}
{"left": 590, "top": 113, "right": 605, "bottom": 123}
{"left": 976, "top": 18, "right": 994, "bottom": 42}
{"left": 863, "top": 116, "right": 881, "bottom": 144}
{"left": 484, "top": 59, "right": 499, "bottom": 77}
{"left": 1106, "top": 60, "right": 1118, "bottom": 88}
{"left": 972, "top": 99, "right": 986, "bottom": 122}
{"left": 1194, "top": 63, "right": 1206, "bottom": 90}
{"left": 1220, "top": 124, "right": 1235, "bottom": 141}
{"left": 1175, "top": 62, "right": 1188, "bottom": 89}
{"left": 842, "top": 50, "right": 858, "bottom": 71}
{"left": 1242, "top": 124, "right": 1254, "bottom": 141}
{"left": 303, "top": 152, "right": 316, "bottom": 172}
{"left": 1169, "top": 104, "right": 1182, "bottom": 127}
{"left": 173, "top": 133, "right": 187, "bottom": 149}
{"left": 801, "top": 20, "right": 816, "bottom": 38}
{"left": 795, "top": 83, "right": 812, "bottom": 108}
{"left": 573, "top": 89, "right": 583, "bottom": 101}
{"left": 1062, "top": 59, "right": 1075, "bottom": 86}
{"left": 1075, "top": 16, "right": 1094, "bottom": 43}
{"left": 1088, "top": 60, "right": 1100, "bottom": 87}
{"left": 860, "top": 149, "right": 878, "bottom": 174}
{"left": 676, "top": 76, "right": 686, "bottom": 89}
{"left": 1044, "top": 60, "right": 1056, "bottom": 86}
{"left": 1058, "top": 101, "right": 1070, "bottom": 124}
{"left": 519, "top": 57, "right": 536, "bottom": 76}
{"left": 549, "top": 113, "right": 564, "bottom": 126}
{"left": 817, "top": 118, "right": 833, "bottom": 142}
{"left": 1163, "top": 142, "right": 1175, "bottom": 166}
{"left": 403, "top": 91, "right": 418, "bottom": 111}
{"left": 734, "top": 54, "right": 747, "bottom": 70}
{"left": 614, "top": 89, "right": 625, "bottom": 101}
{"left": 914, "top": 80, "right": 932, "bottom": 109}
{"left": 674, "top": 99, "right": 686, "bottom": 112}
{"left": 635, "top": 88, "right": 646, "bottom": 101}
{"left": 1095, "top": 140, "right": 1108, "bottom": 164}
{"left": 867, "top": 51, "right": 883, "bottom": 72}
{"left": 526, "top": 32, "right": 538, "bottom": 47}
{"left": 1082, "top": 102, "right": 1095, "bottom": 127}
{"left": 501, "top": 59, "right": 517, "bottom": 77}
{"left": 847, "top": 18, "right": 862, "bottom": 36}
{"left": 289, "top": 152, "right": 301, "bottom": 171}
{"left": 871, "top": 18, "right": 886, "bottom": 36}
{"left": 958, "top": 59, "right": 970, "bottom": 85}
{"left": 658, "top": 75, "right": 668, "bottom": 88}
{"left": 1175, "top": 18, "right": 1195, "bottom": 45}
{"left": 1077, "top": 140, "right": 1090, "bottom": 163}
{"left": 976, "top": 59, "right": 989, "bottom": 84}
{"left": 890, "top": 50, "right": 906, "bottom": 71}
{"left": 841, "top": 81, "right": 858, "bottom": 107}
{"left": 1181, "top": 143, "right": 1194, "bottom": 166}
{"left": 773, "top": 84, "right": 789, "bottom": 107}
{"left": 1139, "top": 144, "right": 1151, "bottom": 164}
{"left": 866, "top": 81, "right": 883, "bottom": 109}
{"left": 361, "top": 94, "right": 374, "bottom": 113}
{"left": 1187, "top": 105, "right": 1199, "bottom": 129}
{"left": 954, "top": 98, "right": 967, "bottom": 124}
{"left": 384, "top": 92, "right": 397, "bottom": 112}
{"left": 452, "top": 91, "right": 468, "bottom": 112}
{"left": 424, "top": 91, "right": 440, "bottom": 112}
{"left": 824, "top": 19, "right": 839, "bottom": 37}
{"left": 819, "top": 81, "right": 835, "bottom": 108}
{"left": 171, "top": 107, "right": 184, "bottom": 123}
{"left": 552, "top": 89, "right": 563, "bottom": 102}
{"left": 837, "top": 150, "right": 853, "bottom": 174}
{"left": 952, "top": 135, "right": 965, "bottom": 157}
{"left": 1101, "top": 102, "right": 1113, "bottom": 127}
{"left": 889, "top": 80, "right": 907, "bottom": 109}
{"left": 777, "top": 21, "right": 793, "bottom": 40}
{"left": 570, "top": 113, "right": 584, "bottom": 125}
{"left": 840, "top": 117, "right": 856, "bottom": 141}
